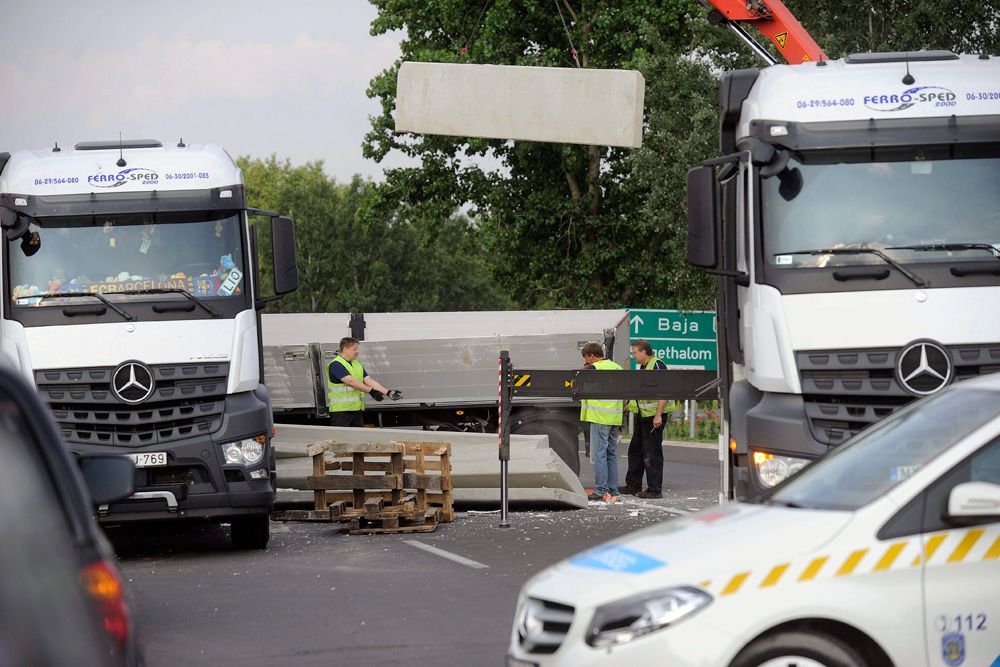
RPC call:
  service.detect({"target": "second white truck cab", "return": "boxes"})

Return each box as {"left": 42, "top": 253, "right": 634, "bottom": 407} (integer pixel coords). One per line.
{"left": 687, "top": 51, "right": 1000, "bottom": 498}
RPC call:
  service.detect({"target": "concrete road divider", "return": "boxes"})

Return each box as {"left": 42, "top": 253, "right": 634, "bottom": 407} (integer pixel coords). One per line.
{"left": 272, "top": 424, "right": 587, "bottom": 509}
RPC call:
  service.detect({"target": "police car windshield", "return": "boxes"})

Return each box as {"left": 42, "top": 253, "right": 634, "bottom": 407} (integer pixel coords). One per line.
{"left": 9, "top": 212, "right": 246, "bottom": 306}
{"left": 766, "top": 386, "right": 1000, "bottom": 511}
{"left": 762, "top": 148, "right": 1000, "bottom": 269}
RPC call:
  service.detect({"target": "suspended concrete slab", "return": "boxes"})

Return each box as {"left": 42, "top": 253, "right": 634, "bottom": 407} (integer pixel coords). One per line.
{"left": 272, "top": 424, "right": 587, "bottom": 509}
{"left": 395, "top": 62, "right": 645, "bottom": 148}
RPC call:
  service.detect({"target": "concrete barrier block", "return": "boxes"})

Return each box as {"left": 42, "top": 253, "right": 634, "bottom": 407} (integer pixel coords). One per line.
{"left": 272, "top": 424, "right": 585, "bottom": 508}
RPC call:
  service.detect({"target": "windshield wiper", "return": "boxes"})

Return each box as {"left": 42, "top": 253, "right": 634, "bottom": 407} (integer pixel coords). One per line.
{"left": 781, "top": 247, "right": 926, "bottom": 287}
{"left": 33, "top": 292, "right": 135, "bottom": 321}
{"left": 887, "top": 243, "right": 1000, "bottom": 258}
{"left": 112, "top": 288, "right": 221, "bottom": 318}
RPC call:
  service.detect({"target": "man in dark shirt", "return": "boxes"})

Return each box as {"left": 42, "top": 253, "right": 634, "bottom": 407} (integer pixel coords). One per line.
{"left": 326, "top": 337, "right": 400, "bottom": 427}
{"left": 621, "top": 340, "right": 669, "bottom": 498}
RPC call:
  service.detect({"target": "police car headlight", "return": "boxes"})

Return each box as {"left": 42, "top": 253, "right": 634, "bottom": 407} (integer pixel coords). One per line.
{"left": 220, "top": 436, "right": 266, "bottom": 466}
{"left": 585, "top": 587, "right": 712, "bottom": 648}
{"left": 753, "top": 450, "right": 810, "bottom": 487}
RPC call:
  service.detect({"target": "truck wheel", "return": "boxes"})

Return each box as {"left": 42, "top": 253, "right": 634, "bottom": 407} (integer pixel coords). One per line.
{"left": 544, "top": 421, "right": 581, "bottom": 475}
{"left": 730, "top": 630, "right": 867, "bottom": 667}
{"left": 510, "top": 409, "right": 581, "bottom": 475}
{"left": 230, "top": 514, "right": 270, "bottom": 550}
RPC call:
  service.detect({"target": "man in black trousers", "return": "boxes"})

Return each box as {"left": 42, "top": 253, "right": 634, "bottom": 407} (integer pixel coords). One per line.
{"left": 620, "top": 340, "right": 668, "bottom": 498}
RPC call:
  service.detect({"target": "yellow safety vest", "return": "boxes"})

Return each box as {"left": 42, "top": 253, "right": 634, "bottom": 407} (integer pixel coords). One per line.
{"left": 628, "top": 358, "right": 667, "bottom": 418}
{"left": 326, "top": 355, "right": 365, "bottom": 413}
{"left": 580, "top": 358, "right": 624, "bottom": 426}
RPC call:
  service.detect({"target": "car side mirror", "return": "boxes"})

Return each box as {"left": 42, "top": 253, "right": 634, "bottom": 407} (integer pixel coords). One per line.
{"left": 271, "top": 215, "right": 299, "bottom": 296}
{"left": 945, "top": 481, "right": 1000, "bottom": 523}
{"left": 78, "top": 455, "right": 135, "bottom": 506}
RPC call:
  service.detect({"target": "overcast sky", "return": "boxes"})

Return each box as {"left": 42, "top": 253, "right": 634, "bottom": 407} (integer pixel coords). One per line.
{"left": 1, "top": 1, "right": 408, "bottom": 183}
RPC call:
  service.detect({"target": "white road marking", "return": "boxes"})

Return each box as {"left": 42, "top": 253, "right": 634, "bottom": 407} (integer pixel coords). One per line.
{"left": 403, "top": 540, "right": 490, "bottom": 569}
{"left": 618, "top": 499, "right": 691, "bottom": 515}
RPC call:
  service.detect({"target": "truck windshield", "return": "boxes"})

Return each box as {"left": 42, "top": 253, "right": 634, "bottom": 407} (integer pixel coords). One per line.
{"left": 762, "top": 149, "right": 1000, "bottom": 268}
{"left": 765, "top": 386, "right": 1000, "bottom": 511}
{"left": 9, "top": 212, "right": 247, "bottom": 306}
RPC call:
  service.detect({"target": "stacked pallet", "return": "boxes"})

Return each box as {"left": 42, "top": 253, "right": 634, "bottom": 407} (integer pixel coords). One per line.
{"left": 272, "top": 440, "right": 453, "bottom": 534}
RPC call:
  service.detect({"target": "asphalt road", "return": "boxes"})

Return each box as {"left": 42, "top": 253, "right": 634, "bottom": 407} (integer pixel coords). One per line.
{"left": 110, "top": 443, "right": 719, "bottom": 666}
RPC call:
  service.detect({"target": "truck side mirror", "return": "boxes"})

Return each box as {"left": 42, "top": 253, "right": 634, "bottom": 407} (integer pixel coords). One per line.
{"left": 687, "top": 166, "right": 718, "bottom": 269}
{"left": 78, "top": 455, "right": 135, "bottom": 506}
{"left": 271, "top": 215, "right": 299, "bottom": 296}
{"left": 0, "top": 206, "right": 19, "bottom": 231}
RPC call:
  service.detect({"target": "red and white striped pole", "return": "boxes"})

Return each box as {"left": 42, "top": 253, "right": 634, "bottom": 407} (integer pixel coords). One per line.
{"left": 498, "top": 350, "right": 511, "bottom": 528}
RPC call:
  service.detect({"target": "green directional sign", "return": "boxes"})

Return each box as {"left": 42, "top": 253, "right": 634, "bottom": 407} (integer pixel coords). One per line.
{"left": 627, "top": 309, "right": 718, "bottom": 371}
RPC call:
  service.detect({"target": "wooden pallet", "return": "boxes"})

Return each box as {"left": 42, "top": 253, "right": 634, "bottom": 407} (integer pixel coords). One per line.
{"left": 271, "top": 440, "right": 453, "bottom": 534}
{"left": 348, "top": 509, "right": 441, "bottom": 535}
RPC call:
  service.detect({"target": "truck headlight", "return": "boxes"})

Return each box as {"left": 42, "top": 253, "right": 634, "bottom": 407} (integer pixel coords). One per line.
{"left": 220, "top": 436, "right": 266, "bottom": 466}
{"left": 585, "top": 587, "right": 712, "bottom": 648}
{"left": 752, "top": 450, "right": 809, "bottom": 487}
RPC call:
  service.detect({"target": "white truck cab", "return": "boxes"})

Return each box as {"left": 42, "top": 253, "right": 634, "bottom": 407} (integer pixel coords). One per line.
{"left": 509, "top": 371, "right": 1000, "bottom": 667}
{"left": 0, "top": 139, "right": 299, "bottom": 548}
{"left": 687, "top": 52, "right": 1000, "bottom": 498}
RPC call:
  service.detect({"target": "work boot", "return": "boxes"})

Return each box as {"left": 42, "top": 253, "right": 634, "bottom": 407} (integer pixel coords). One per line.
{"left": 587, "top": 491, "right": 604, "bottom": 501}
{"left": 602, "top": 492, "right": 619, "bottom": 504}
{"left": 618, "top": 485, "right": 640, "bottom": 495}
{"left": 637, "top": 490, "right": 662, "bottom": 499}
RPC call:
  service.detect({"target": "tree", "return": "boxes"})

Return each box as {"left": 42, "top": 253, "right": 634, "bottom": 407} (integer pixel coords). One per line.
{"left": 366, "top": 0, "right": 717, "bottom": 310}
{"left": 239, "top": 155, "right": 507, "bottom": 313}
{"left": 783, "top": 0, "right": 1000, "bottom": 57}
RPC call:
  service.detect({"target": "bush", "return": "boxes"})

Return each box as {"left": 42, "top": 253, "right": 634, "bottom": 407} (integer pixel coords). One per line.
{"left": 663, "top": 401, "right": 720, "bottom": 443}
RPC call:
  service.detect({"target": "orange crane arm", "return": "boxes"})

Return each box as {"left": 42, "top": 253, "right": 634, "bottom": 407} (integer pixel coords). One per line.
{"left": 702, "top": 0, "right": 826, "bottom": 64}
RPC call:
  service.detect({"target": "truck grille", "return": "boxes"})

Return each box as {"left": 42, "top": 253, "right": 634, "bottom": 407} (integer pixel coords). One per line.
{"left": 517, "top": 597, "right": 574, "bottom": 655}
{"left": 798, "top": 344, "right": 1000, "bottom": 446}
{"left": 36, "top": 363, "right": 229, "bottom": 447}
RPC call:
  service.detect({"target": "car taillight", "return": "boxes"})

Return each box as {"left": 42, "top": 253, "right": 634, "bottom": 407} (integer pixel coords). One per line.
{"left": 80, "top": 560, "right": 130, "bottom": 647}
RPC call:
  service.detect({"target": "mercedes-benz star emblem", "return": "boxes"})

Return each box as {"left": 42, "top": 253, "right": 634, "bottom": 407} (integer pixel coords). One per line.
{"left": 896, "top": 341, "right": 952, "bottom": 396}
{"left": 518, "top": 599, "right": 545, "bottom": 644}
{"left": 112, "top": 361, "right": 155, "bottom": 404}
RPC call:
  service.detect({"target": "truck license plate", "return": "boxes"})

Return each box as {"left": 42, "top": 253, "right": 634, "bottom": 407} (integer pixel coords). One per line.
{"left": 128, "top": 452, "right": 168, "bottom": 468}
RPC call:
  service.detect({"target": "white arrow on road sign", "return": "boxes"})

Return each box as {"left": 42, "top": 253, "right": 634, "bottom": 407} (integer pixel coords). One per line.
{"left": 630, "top": 314, "right": 644, "bottom": 334}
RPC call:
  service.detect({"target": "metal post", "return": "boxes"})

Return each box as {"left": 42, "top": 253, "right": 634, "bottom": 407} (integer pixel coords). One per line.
{"left": 349, "top": 312, "right": 366, "bottom": 341}
{"left": 688, "top": 400, "right": 696, "bottom": 440}
{"left": 498, "top": 350, "right": 512, "bottom": 528}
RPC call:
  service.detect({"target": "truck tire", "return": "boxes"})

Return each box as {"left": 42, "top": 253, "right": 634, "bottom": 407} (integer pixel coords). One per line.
{"left": 230, "top": 513, "right": 270, "bottom": 550}
{"left": 510, "top": 408, "right": 581, "bottom": 475}
{"left": 730, "top": 630, "right": 867, "bottom": 667}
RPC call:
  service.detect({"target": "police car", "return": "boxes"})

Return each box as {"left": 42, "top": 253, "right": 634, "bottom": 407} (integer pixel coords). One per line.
{"left": 508, "top": 372, "right": 1000, "bottom": 667}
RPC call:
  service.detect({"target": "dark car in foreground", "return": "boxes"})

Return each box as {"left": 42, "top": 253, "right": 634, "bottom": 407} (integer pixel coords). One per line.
{"left": 0, "top": 363, "right": 140, "bottom": 666}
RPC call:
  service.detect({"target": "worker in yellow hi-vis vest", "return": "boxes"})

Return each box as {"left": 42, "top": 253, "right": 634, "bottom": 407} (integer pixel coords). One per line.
{"left": 579, "top": 342, "right": 624, "bottom": 503}
{"left": 621, "top": 339, "right": 671, "bottom": 499}
{"left": 326, "top": 337, "right": 402, "bottom": 428}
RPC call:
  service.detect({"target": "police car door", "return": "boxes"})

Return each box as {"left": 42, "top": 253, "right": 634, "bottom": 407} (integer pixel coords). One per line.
{"left": 919, "top": 435, "right": 1000, "bottom": 667}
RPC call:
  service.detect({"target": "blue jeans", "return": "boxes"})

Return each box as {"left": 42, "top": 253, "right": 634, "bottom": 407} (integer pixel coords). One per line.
{"left": 589, "top": 423, "right": 620, "bottom": 495}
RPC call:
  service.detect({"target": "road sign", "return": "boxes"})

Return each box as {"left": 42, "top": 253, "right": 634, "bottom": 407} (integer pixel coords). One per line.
{"left": 627, "top": 309, "right": 718, "bottom": 371}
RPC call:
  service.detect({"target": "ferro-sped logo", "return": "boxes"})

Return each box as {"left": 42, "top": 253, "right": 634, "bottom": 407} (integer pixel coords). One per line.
{"left": 87, "top": 166, "right": 160, "bottom": 188}
{"left": 863, "top": 86, "right": 956, "bottom": 112}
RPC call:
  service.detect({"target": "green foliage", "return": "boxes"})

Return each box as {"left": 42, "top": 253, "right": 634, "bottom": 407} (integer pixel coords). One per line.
{"left": 783, "top": 0, "right": 1000, "bottom": 58}
{"left": 239, "top": 155, "right": 507, "bottom": 313}
{"left": 662, "top": 403, "right": 721, "bottom": 443}
{"left": 366, "top": 0, "right": 720, "bottom": 310}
